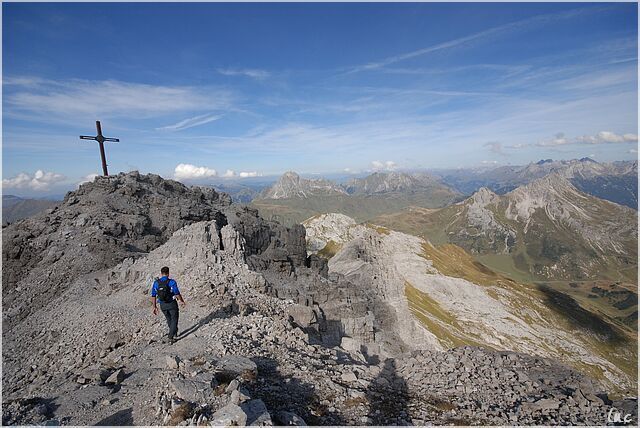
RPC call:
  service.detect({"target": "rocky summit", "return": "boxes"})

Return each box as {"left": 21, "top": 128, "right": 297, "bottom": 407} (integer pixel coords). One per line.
{"left": 2, "top": 172, "right": 637, "bottom": 426}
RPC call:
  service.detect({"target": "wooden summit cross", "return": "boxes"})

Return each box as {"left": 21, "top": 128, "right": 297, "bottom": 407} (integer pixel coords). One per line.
{"left": 79, "top": 121, "right": 119, "bottom": 176}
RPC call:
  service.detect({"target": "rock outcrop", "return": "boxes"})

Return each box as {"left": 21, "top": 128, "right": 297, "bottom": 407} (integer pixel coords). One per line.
{"left": 302, "top": 213, "right": 368, "bottom": 254}
{"left": 2, "top": 172, "right": 231, "bottom": 330}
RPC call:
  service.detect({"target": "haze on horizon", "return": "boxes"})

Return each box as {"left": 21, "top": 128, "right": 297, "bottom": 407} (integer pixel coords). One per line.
{"left": 2, "top": 2, "right": 638, "bottom": 197}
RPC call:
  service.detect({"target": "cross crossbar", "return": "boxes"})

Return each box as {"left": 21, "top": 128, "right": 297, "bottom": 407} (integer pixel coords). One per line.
{"left": 79, "top": 121, "right": 119, "bottom": 176}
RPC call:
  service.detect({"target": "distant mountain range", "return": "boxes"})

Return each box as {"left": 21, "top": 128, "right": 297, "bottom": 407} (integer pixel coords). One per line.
{"left": 435, "top": 158, "right": 638, "bottom": 209}
{"left": 252, "top": 171, "right": 462, "bottom": 224}
{"left": 2, "top": 195, "right": 59, "bottom": 225}
{"left": 259, "top": 171, "right": 348, "bottom": 199}
{"left": 344, "top": 171, "right": 444, "bottom": 195}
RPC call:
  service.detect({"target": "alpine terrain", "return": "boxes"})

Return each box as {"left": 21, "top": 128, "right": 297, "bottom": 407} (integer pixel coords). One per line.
{"left": 375, "top": 173, "right": 637, "bottom": 283}
{"left": 3, "top": 172, "right": 637, "bottom": 425}
{"left": 303, "top": 213, "right": 637, "bottom": 396}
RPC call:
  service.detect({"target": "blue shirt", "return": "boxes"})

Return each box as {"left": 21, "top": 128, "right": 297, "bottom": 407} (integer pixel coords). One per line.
{"left": 151, "top": 276, "right": 180, "bottom": 303}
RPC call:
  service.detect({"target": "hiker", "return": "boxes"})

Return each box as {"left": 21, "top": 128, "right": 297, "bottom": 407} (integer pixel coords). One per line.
{"left": 151, "top": 266, "right": 186, "bottom": 343}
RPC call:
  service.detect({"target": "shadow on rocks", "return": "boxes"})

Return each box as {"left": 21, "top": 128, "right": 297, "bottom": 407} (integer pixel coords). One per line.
{"left": 1, "top": 397, "right": 60, "bottom": 425}
{"left": 366, "top": 358, "right": 411, "bottom": 425}
{"left": 177, "top": 305, "right": 235, "bottom": 340}
{"left": 95, "top": 407, "right": 133, "bottom": 425}
{"left": 245, "top": 356, "right": 348, "bottom": 426}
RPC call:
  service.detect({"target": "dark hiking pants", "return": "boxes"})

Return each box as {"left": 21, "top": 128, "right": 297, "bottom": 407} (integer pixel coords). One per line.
{"left": 160, "top": 300, "right": 179, "bottom": 339}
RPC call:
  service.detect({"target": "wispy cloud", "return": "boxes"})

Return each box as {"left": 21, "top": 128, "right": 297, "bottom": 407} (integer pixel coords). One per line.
{"left": 2, "top": 170, "right": 66, "bottom": 191}
{"left": 157, "top": 113, "right": 223, "bottom": 131}
{"left": 537, "top": 131, "right": 638, "bottom": 147}
{"left": 346, "top": 7, "right": 600, "bottom": 74}
{"left": 5, "top": 77, "right": 234, "bottom": 121}
{"left": 553, "top": 68, "right": 637, "bottom": 91}
{"left": 217, "top": 68, "right": 270, "bottom": 80}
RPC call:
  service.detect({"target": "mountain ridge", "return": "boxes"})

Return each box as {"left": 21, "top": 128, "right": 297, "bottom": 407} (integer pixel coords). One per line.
{"left": 376, "top": 173, "right": 637, "bottom": 282}
{"left": 436, "top": 158, "right": 637, "bottom": 208}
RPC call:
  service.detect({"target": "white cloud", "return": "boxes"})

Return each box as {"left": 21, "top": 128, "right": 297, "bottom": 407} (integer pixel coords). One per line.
{"left": 220, "top": 170, "right": 258, "bottom": 178}
{"left": 481, "top": 160, "right": 499, "bottom": 165}
{"left": 537, "top": 132, "right": 571, "bottom": 147}
{"left": 371, "top": 160, "right": 384, "bottom": 170}
{"left": 2, "top": 170, "right": 66, "bottom": 191}
{"left": 217, "top": 68, "right": 270, "bottom": 80}
{"left": 371, "top": 160, "right": 397, "bottom": 171}
{"left": 78, "top": 173, "right": 99, "bottom": 186}
{"left": 484, "top": 141, "right": 503, "bottom": 154}
{"left": 173, "top": 163, "right": 217, "bottom": 181}
{"left": 537, "top": 131, "right": 638, "bottom": 147}
{"left": 157, "top": 113, "right": 223, "bottom": 131}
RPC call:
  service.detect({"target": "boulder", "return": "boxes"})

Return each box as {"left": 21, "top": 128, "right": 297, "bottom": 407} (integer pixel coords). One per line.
{"left": 103, "top": 331, "right": 124, "bottom": 351}
{"left": 225, "top": 379, "right": 240, "bottom": 393}
{"left": 341, "top": 371, "right": 358, "bottom": 383}
{"left": 241, "top": 399, "right": 273, "bottom": 426}
{"left": 169, "top": 378, "right": 213, "bottom": 403}
{"left": 215, "top": 355, "right": 258, "bottom": 383}
{"left": 105, "top": 369, "right": 125, "bottom": 385}
{"left": 287, "top": 305, "right": 317, "bottom": 328}
{"left": 274, "top": 410, "right": 307, "bottom": 426}
{"left": 209, "top": 403, "right": 248, "bottom": 426}
{"left": 520, "top": 398, "right": 561, "bottom": 412}
{"left": 79, "top": 367, "right": 110, "bottom": 384}
{"left": 166, "top": 355, "right": 180, "bottom": 370}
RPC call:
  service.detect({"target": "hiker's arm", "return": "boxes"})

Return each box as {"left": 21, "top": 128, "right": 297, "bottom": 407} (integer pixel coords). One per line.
{"left": 151, "top": 280, "right": 158, "bottom": 314}
{"left": 173, "top": 281, "right": 185, "bottom": 306}
{"left": 176, "top": 294, "right": 185, "bottom": 305}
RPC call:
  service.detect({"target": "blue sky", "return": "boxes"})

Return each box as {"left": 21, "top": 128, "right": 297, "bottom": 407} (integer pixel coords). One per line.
{"left": 2, "top": 2, "right": 638, "bottom": 195}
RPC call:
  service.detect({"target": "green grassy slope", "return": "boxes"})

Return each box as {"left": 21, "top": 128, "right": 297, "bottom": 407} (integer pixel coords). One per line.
{"left": 409, "top": 241, "right": 637, "bottom": 396}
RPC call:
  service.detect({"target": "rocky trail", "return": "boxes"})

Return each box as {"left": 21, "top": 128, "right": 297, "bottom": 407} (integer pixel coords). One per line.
{"left": 2, "top": 172, "right": 637, "bottom": 426}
